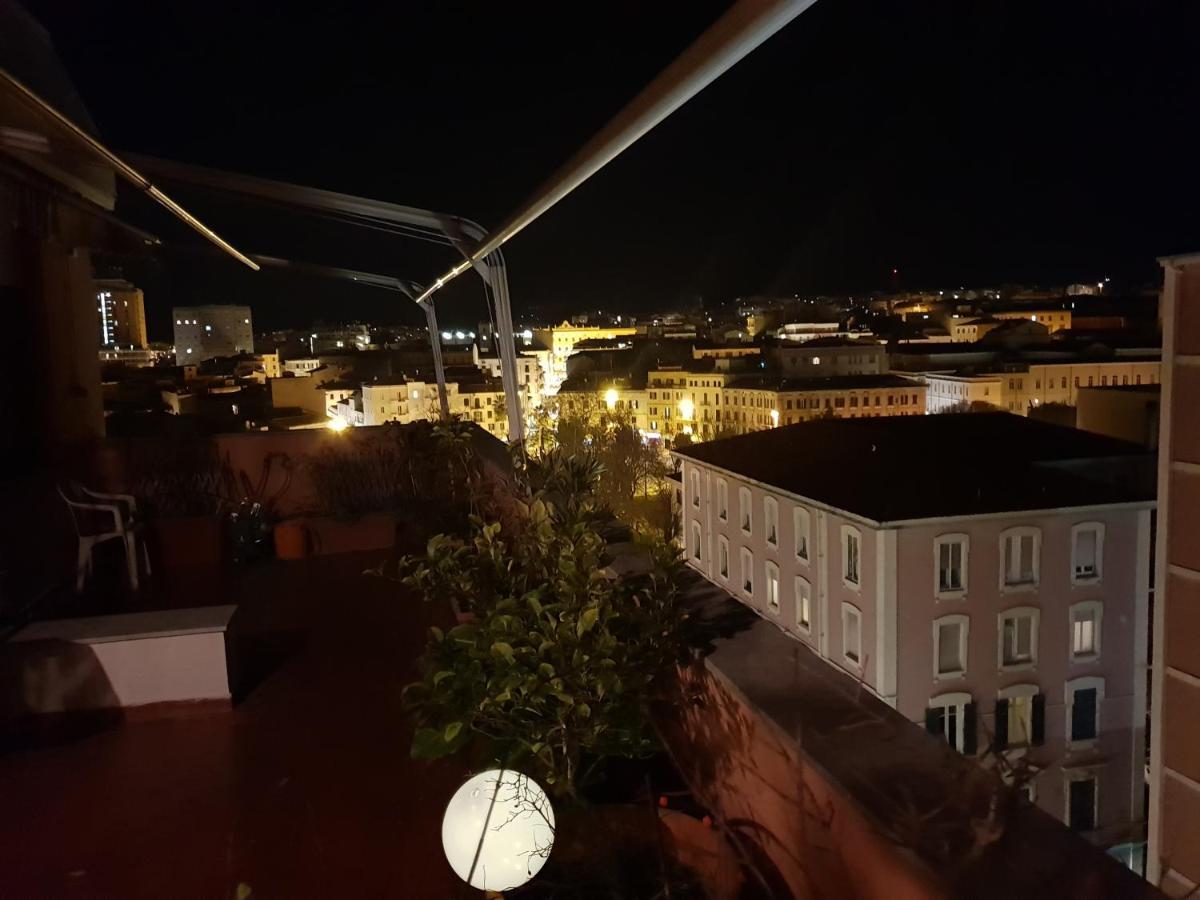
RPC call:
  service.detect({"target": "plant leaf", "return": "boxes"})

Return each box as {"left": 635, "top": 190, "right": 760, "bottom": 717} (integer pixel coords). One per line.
{"left": 577, "top": 606, "right": 600, "bottom": 638}
{"left": 491, "top": 641, "right": 515, "bottom": 663}
{"left": 443, "top": 721, "right": 463, "bottom": 742}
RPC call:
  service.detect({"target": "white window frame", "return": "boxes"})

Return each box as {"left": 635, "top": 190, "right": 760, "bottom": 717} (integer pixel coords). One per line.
{"left": 765, "top": 561, "right": 780, "bottom": 615}
{"left": 841, "top": 525, "right": 862, "bottom": 589}
{"left": 1064, "top": 769, "right": 1100, "bottom": 833}
{"left": 794, "top": 506, "right": 810, "bottom": 563}
{"left": 999, "top": 526, "right": 1041, "bottom": 592}
{"left": 690, "top": 520, "right": 702, "bottom": 563}
{"left": 997, "top": 606, "right": 1040, "bottom": 671}
{"left": 842, "top": 602, "right": 863, "bottom": 668}
{"left": 764, "top": 496, "right": 779, "bottom": 548}
{"left": 740, "top": 547, "right": 754, "bottom": 598}
{"left": 928, "top": 691, "right": 972, "bottom": 753}
{"left": 689, "top": 468, "right": 700, "bottom": 508}
{"left": 739, "top": 487, "right": 752, "bottom": 535}
{"left": 1065, "top": 676, "right": 1104, "bottom": 749}
{"left": 794, "top": 576, "right": 812, "bottom": 634}
{"left": 933, "top": 533, "right": 969, "bottom": 599}
{"left": 1070, "top": 522, "right": 1104, "bottom": 585}
{"left": 998, "top": 682, "right": 1040, "bottom": 749}
{"left": 716, "top": 478, "right": 728, "bottom": 522}
{"left": 1068, "top": 599, "right": 1103, "bottom": 662}
{"left": 933, "top": 614, "right": 970, "bottom": 680}
{"left": 717, "top": 534, "right": 730, "bottom": 582}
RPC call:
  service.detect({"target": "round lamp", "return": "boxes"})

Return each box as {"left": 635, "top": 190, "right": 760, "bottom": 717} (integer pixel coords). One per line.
{"left": 441, "top": 769, "right": 555, "bottom": 892}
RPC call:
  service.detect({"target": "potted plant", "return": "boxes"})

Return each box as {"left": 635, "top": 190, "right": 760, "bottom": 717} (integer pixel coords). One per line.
{"left": 130, "top": 439, "right": 228, "bottom": 574}
{"left": 223, "top": 452, "right": 293, "bottom": 563}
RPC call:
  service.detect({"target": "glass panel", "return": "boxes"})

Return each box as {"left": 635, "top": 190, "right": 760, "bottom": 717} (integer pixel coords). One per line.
{"left": 1008, "top": 695, "right": 1032, "bottom": 745}
{"left": 938, "top": 623, "right": 962, "bottom": 673}
{"left": 845, "top": 611, "right": 860, "bottom": 662}
{"left": 1073, "top": 613, "right": 1096, "bottom": 655}
{"left": 1075, "top": 530, "right": 1097, "bottom": 577}
{"left": 1072, "top": 688, "right": 1098, "bottom": 741}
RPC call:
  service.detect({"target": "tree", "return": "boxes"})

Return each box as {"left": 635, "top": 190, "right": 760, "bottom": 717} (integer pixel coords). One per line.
{"left": 938, "top": 400, "right": 1002, "bottom": 414}
{"left": 391, "top": 451, "right": 689, "bottom": 799}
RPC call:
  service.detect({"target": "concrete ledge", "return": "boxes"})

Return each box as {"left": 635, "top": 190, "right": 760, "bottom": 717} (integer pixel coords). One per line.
{"left": 5, "top": 606, "right": 236, "bottom": 717}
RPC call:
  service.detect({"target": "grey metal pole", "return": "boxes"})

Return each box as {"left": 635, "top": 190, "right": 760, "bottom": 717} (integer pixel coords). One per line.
{"left": 412, "top": 0, "right": 818, "bottom": 307}
{"left": 419, "top": 299, "right": 452, "bottom": 419}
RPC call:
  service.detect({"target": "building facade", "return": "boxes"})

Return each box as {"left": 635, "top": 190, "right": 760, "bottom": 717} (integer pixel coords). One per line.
{"left": 173, "top": 305, "right": 254, "bottom": 364}
{"left": 1149, "top": 251, "right": 1200, "bottom": 897}
{"left": 993, "top": 308, "right": 1073, "bottom": 333}
{"left": 96, "top": 278, "right": 147, "bottom": 349}
{"left": 769, "top": 338, "right": 887, "bottom": 376}
{"left": 674, "top": 416, "right": 1152, "bottom": 852}
{"left": 532, "top": 321, "right": 638, "bottom": 394}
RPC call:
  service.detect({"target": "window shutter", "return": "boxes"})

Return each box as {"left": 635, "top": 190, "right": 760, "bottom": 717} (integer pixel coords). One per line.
{"left": 962, "top": 703, "right": 977, "bottom": 755}
{"left": 994, "top": 699, "right": 1009, "bottom": 749}
{"left": 925, "top": 707, "right": 944, "bottom": 736}
{"left": 1031, "top": 694, "right": 1046, "bottom": 746}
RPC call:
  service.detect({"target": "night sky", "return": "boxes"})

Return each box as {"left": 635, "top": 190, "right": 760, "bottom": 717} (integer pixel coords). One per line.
{"left": 23, "top": 0, "right": 1200, "bottom": 336}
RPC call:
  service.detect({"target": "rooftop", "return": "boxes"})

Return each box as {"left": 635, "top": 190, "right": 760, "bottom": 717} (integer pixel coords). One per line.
{"left": 726, "top": 373, "right": 921, "bottom": 392}
{"left": 674, "top": 413, "right": 1154, "bottom": 522}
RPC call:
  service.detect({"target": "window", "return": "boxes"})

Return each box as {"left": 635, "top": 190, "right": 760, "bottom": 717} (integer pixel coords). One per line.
{"left": 1070, "top": 522, "right": 1104, "bottom": 584}
{"left": 718, "top": 535, "right": 730, "bottom": 581}
{"left": 739, "top": 487, "right": 752, "bottom": 534}
{"left": 740, "top": 547, "right": 754, "bottom": 597}
{"left": 933, "top": 615, "right": 969, "bottom": 679}
{"left": 794, "top": 576, "right": 812, "bottom": 632}
{"left": 995, "top": 684, "right": 1044, "bottom": 749}
{"left": 1066, "top": 677, "right": 1104, "bottom": 745}
{"left": 842, "top": 525, "right": 861, "bottom": 587}
{"left": 716, "top": 479, "right": 728, "bottom": 521}
{"left": 794, "top": 507, "right": 810, "bottom": 561}
{"left": 765, "top": 562, "right": 780, "bottom": 614}
{"left": 842, "top": 604, "right": 862, "bottom": 666}
{"left": 690, "top": 521, "right": 702, "bottom": 562}
{"left": 1066, "top": 774, "right": 1098, "bottom": 832}
{"left": 926, "top": 692, "right": 975, "bottom": 754}
{"left": 689, "top": 469, "right": 700, "bottom": 508}
{"left": 934, "top": 533, "right": 968, "bottom": 596}
{"left": 1000, "top": 527, "right": 1040, "bottom": 589}
{"left": 999, "top": 607, "right": 1039, "bottom": 669}
{"left": 764, "top": 496, "right": 779, "bottom": 547}
{"left": 1069, "top": 600, "right": 1102, "bottom": 661}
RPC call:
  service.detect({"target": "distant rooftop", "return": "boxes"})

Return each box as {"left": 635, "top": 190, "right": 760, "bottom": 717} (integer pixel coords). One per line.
{"left": 726, "top": 374, "right": 921, "bottom": 392}
{"left": 675, "top": 413, "right": 1153, "bottom": 522}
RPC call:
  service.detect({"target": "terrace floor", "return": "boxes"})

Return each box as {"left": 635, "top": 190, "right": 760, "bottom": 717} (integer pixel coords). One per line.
{"left": 0, "top": 551, "right": 475, "bottom": 899}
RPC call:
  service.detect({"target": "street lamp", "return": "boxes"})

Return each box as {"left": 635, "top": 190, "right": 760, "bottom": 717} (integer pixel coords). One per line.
{"left": 604, "top": 387, "right": 619, "bottom": 410}
{"left": 770, "top": 408, "right": 780, "bottom": 427}
{"left": 678, "top": 397, "right": 694, "bottom": 421}
{"left": 442, "top": 769, "right": 555, "bottom": 892}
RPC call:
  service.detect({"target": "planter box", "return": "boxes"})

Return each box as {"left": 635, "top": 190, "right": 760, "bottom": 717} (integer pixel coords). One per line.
{"left": 147, "top": 515, "right": 225, "bottom": 571}
{"left": 278, "top": 513, "right": 397, "bottom": 558}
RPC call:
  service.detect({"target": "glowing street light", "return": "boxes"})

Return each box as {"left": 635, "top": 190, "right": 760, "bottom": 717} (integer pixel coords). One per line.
{"left": 604, "top": 388, "right": 619, "bottom": 410}
{"left": 326, "top": 417, "right": 348, "bottom": 432}
{"left": 442, "top": 769, "right": 555, "bottom": 892}
{"left": 770, "top": 408, "right": 780, "bottom": 427}
{"left": 678, "top": 397, "right": 694, "bottom": 421}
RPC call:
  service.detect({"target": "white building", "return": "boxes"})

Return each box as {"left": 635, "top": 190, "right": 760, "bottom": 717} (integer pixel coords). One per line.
{"left": 173, "top": 305, "right": 253, "bottom": 364}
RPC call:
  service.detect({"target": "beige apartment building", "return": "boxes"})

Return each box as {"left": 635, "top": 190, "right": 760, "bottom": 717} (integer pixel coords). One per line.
{"left": 993, "top": 308, "right": 1073, "bottom": 333}
{"left": 532, "top": 321, "right": 637, "bottom": 394}
{"left": 95, "top": 278, "right": 147, "bottom": 349}
{"left": 1150, "top": 252, "right": 1200, "bottom": 897}
{"left": 675, "top": 415, "right": 1154, "bottom": 856}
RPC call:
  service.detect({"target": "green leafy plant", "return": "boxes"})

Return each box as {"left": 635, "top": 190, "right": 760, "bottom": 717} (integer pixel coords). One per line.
{"left": 389, "top": 452, "right": 689, "bottom": 799}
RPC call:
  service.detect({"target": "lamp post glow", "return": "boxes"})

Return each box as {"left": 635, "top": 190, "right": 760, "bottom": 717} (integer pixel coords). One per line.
{"left": 442, "top": 769, "right": 555, "bottom": 892}
{"left": 770, "top": 408, "right": 780, "bottom": 427}
{"left": 678, "top": 397, "right": 694, "bottom": 421}
{"left": 326, "top": 417, "right": 348, "bottom": 432}
{"left": 604, "top": 387, "right": 619, "bottom": 410}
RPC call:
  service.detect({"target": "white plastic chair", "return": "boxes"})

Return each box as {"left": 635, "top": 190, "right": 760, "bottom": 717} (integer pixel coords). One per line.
{"left": 58, "top": 484, "right": 151, "bottom": 592}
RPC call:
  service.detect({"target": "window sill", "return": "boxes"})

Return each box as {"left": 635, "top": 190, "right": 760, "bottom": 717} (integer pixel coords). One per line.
{"left": 935, "top": 590, "right": 967, "bottom": 601}
{"left": 1066, "top": 738, "right": 1098, "bottom": 753}
{"left": 767, "top": 605, "right": 780, "bottom": 617}
{"left": 1070, "top": 576, "right": 1101, "bottom": 588}
{"left": 842, "top": 578, "right": 861, "bottom": 592}
{"left": 1000, "top": 582, "right": 1039, "bottom": 594}
{"left": 999, "top": 661, "right": 1037, "bottom": 674}
{"left": 935, "top": 669, "right": 966, "bottom": 682}
{"left": 843, "top": 656, "right": 863, "bottom": 670}
{"left": 1069, "top": 652, "right": 1100, "bottom": 665}
{"left": 796, "top": 555, "right": 810, "bottom": 566}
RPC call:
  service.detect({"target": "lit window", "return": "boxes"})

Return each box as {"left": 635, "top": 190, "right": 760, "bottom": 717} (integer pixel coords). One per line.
{"left": 842, "top": 603, "right": 862, "bottom": 666}
{"left": 1000, "top": 527, "right": 1040, "bottom": 589}
{"left": 1071, "top": 522, "right": 1104, "bottom": 584}
{"left": 794, "top": 576, "right": 811, "bottom": 632}
{"left": 739, "top": 487, "right": 752, "bottom": 534}
{"left": 205, "top": 325, "right": 212, "bottom": 332}
{"left": 999, "top": 607, "right": 1039, "bottom": 668}
{"left": 934, "top": 534, "right": 968, "bottom": 596}
{"left": 1070, "top": 600, "right": 1102, "bottom": 660}
{"left": 933, "top": 615, "right": 969, "bottom": 678}
{"left": 716, "top": 479, "right": 728, "bottom": 521}
{"left": 926, "top": 692, "right": 974, "bottom": 754}
{"left": 765, "top": 562, "right": 780, "bottom": 614}
{"left": 764, "top": 496, "right": 779, "bottom": 547}
{"left": 996, "top": 684, "right": 1043, "bottom": 749}
{"left": 186, "top": 348, "right": 193, "bottom": 354}
{"left": 740, "top": 547, "right": 754, "bottom": 597}
{"left": 842, "top": 525, "right": 861, "bottom": 587}
{"left": 794, "top": 507, "right": 810, "bottom": 561}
